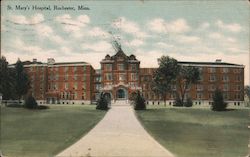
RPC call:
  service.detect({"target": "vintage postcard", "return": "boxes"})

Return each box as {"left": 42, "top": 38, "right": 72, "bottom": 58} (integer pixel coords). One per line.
{"left": 1, "top": 0, "right": 249, "bottom": 157}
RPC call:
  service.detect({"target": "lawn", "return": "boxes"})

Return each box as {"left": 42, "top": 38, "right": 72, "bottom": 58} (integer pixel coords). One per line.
{"left": 136, "top": 106, "right": 249, "bottom": 157}
{"left": 0, "top": 105, "right": 106, "bottom": 157}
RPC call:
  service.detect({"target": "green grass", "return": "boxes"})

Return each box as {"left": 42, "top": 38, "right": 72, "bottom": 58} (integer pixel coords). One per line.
{"left": 136, "top": 106, "right": 249, "bottom": 157}
{"left": 0, "top": 105, "right": 106, "bottom": 157}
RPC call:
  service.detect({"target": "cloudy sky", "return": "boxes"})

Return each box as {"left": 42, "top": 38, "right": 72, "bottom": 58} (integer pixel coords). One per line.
{"left": 1, "top": 0, "right": 249, "bottom": 85}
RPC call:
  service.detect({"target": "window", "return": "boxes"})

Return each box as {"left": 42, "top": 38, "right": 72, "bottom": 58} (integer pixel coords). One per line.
{"left": 131, "top": 64, "right": 137, "bottom": 71}
{"left": 55, "top": 74, "right": 59, "bottom": 80}
{"left": 234, "top": 68, "right": 241, "bottom": 73}
{"left": 209, "top": 75, "right": 216, "bottom": 81}
{"left": 95, "top": 84, "right": 101, "bottom": 90}
{"left": 235, "top": 93, "right": 241, "bottom": 99}
{"left": 64, "top": 67, "right": 68, "bottom": 72}
{"left": 74, "top": 82, "right": 78, "bottom": 89}
{"left": 196, "top": 93, "right": 203, "bottom": 99}
{"left": 223, "top": 84, "right": 229, "bottom": 91}
{"left": 222, "top": 68, "right": 229, "bottom": 73}
{"left": 196, "top": 84, "right": 203, "bottom": 91}
{"left": 105, "top": 73, "right": 112, "bottom": 81}
{"left": 209, "top": 93, "right": 214, "bottom": 99}
{"left": 74, "top": 75, "right": 77, "bottom": 81}
{"left": 82, "top": 74, "right": 86, "bottom": 81}
{"left": 65, "top": 83, "right": 69, "bottom": 90}
{"left": 83, "top": 66, "right": 87, "bottom": 71}
{"left": 73, "top": 92, "right": 78, "bottom": 99}
{"left": 223, "top": 93, "right": 228, "bottom": 100}
{"left": 209, "top": 67, "right": 216, "bottom": 73}
{"left": 82, "top": 82, "right": 86, "bottom": 90}
{"left": 235, "top": 85, "right": 241, "bottom": 91}
{"left": 118, "top": 64, "right": 125, "bottom": 70}
{"left": 105, "top": 64, "right": 112, "bottom": 71}
{"left": 209, "top": 84, "right": 215, "bottom": 91}
{"left": 198, "top": 74, "right": 203, "bottom": 81}
{"left": 222, "top": 75, "right": 229, "bottom": 82}
{"left": 131, "top": 73, "right": 138, "bottom": 81}
{"left": 95, "top": 76, "right": 101, "bottom": 82}
{"left": 119, "top": 74, "right": 125, "bottom": 81}
{"left": 65, "top": 74, "right": 68, "bottom": 81}
{"left": 74, "top": 66, "right": 77, "bottom": 72}
{"left": 40, "top": 75, "right": 44, "bottom": 81}
{"left": 235, "top": 75, "right": 241, "bottom": 81}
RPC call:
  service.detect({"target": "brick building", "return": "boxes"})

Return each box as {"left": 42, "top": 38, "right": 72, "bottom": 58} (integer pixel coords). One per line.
{"left": 20, "top": 50, "right": 245, "bottom": 106}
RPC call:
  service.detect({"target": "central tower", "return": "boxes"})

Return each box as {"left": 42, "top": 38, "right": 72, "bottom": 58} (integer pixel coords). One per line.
{"left": 100, "top": 48, "right": 141, "bottom": 101}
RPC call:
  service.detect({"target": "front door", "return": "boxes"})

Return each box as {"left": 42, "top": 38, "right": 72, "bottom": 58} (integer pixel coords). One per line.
{"left": 117, "top": 89, "right": 126, "bottom": 99}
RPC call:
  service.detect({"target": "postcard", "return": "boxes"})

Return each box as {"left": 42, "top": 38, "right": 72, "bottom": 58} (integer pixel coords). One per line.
{"left": 1, "top": 0, "right": 249, "bottom": 157}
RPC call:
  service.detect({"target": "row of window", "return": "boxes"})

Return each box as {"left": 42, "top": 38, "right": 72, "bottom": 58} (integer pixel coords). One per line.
{"left": 60, "top": 92, "right": 86, "bottom": 100}
{"left": 205, "top": 67, "right": 242, "bottom": 73}
{"left": 47, "top": 74, "right": 88, "bottom": 81}
{"left": 104, "top": 64, "right": 138, "bottom": 71}
{"left": 141, "top": 83, "right": 242, "bottom": 91}
{"left": 49, "top": 66, "right": 87, "bottom": 72}
{"left": 208, "top": 75, "right": 242, "bottom": 81}
{"left": 48, "top": 82, "right": 87, "bottom": 90}
{"left": 141, "top": 92, "right": 242, "bottom": 100}
{"left": 104, "top": 73, "right": 138, "bottom": 81}
{"left": 27, "top": 66, "right": 88, "bottom": 72}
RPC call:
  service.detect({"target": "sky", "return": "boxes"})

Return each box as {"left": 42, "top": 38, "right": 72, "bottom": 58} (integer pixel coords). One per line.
{"left": 1, "top": 0, "right": 249, "bottom": 85}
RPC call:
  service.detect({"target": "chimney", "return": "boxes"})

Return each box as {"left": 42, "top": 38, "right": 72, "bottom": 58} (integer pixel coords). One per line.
{"left": 215, "top": 59, "right": 222, "bottom": 63}
{"left": 33, "top": 58, "right": 37, "bottom": 63}
{"left": 47, "top": 58, "right": 55, "bottom": 65}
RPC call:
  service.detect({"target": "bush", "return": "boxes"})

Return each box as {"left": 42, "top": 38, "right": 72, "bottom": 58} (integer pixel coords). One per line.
{"left": 134, "top": 91, "right": 146, "bottom": 110}
{"left": 37, "top": 105, "right": 49, "bottom": 110}
{"left": 211, "top": 89, "right": 227, "bottom": 111}
{"left": 184, "top": 97, "right": 193, "bottom": 107}
{"left": 24, "top": 95, "right": 38, "bottom": 109}
{"left": 96, "top": 93, "right": 109, "bottom": 110}
{"left": 173, "top": 95, "right": 182, "bottom": 107}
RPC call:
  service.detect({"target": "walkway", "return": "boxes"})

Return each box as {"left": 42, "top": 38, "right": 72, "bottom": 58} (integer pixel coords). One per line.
{"left": 57, "top": 101, "right": 174, "bottom": 157}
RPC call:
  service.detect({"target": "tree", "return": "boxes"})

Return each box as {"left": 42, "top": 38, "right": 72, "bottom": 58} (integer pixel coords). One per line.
{"left": 24, "top": 94, "right": 38, "bottom": 109}
{"left": 0, "top": 56, "right": 16, "bottom": 100}
{"left": 176, "top": 66, "right": 200, "bottom": 106}
{"left": 211, "top": 89, "right": 227, "bottom": 111}
{"left": 245, "top": 85, "right": 250, "bottom": 100}
{"left": 152, "top": 56, "right": 180, "bottom": 105}
{"left": 15, "top": 59, "right": 30, "bottom": 102}
{"left": 133, "top": 91, "right": 146, "bottom": 110}
{"left": 96, "top": 92, "right": 109, "bottom": 110}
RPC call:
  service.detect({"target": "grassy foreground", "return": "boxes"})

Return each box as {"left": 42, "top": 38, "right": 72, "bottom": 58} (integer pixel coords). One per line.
{"left": 136, "top": 106, "right": 249, "bottom": 157}
{"left": 0, "top": 105, "right": 106, "bottom": 157}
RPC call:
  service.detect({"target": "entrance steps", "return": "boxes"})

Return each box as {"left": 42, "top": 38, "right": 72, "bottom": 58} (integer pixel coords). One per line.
{"left": 112, "top": 100, "right": 130, "bottom": 106}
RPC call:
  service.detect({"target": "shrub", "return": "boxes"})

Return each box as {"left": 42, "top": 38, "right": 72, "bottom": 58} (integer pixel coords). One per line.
{"left": 173, "top": 95, "right": 182, "bottom": 107}
{"left": 37, "top": 105, "right": 49, "bottom": 110}
{"left": 184, "top": 97, "right": 193, "bottom": 107}
{"left": 134, "top": 91, "right": 146, "bottom": 110}
{"left": 24, "top": 95, "right": 38, "bottom": 109}
{"left": 96, "top": 93, "right": 109, "bottom": 110}
{"left": 211, "top": 89, "right": 227, "bottom": 111}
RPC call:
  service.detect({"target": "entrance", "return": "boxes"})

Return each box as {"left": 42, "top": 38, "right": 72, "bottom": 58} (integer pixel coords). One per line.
{"left": 117, "top": 89, "right": 126, "bottom": 99}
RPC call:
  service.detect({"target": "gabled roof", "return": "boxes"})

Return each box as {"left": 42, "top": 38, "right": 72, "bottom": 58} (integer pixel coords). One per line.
{"left": 111, "top": 49, "right": 128, "bottom": 60}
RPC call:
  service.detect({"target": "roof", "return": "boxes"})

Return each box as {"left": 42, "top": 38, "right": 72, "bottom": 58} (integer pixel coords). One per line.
{"left": 178, "top": 61, "right": 244, "bottom": 67}
{"left": 53, "top": 62, "right": 89, "bottom": 65}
